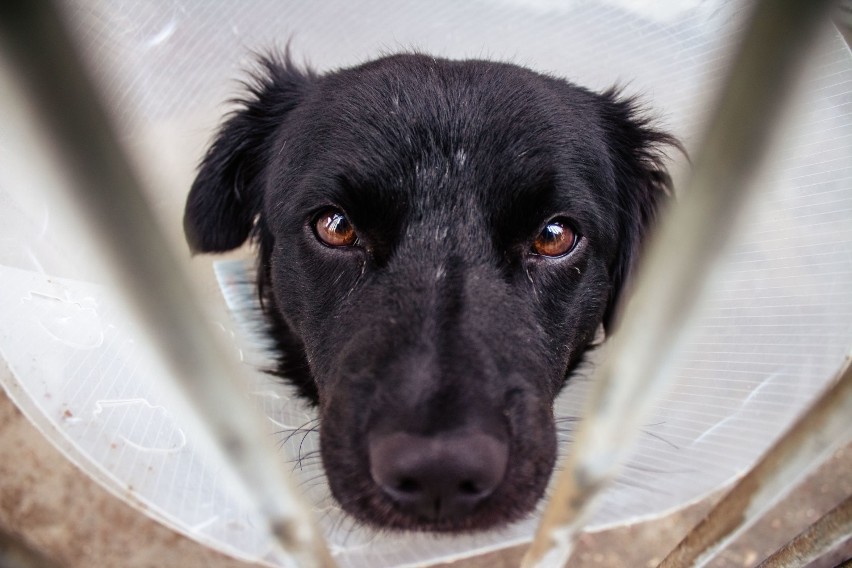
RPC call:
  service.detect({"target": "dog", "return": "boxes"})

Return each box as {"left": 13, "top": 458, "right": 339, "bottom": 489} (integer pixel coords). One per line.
{"left": 183, "top": 51, "right": 677, "bottom": 533}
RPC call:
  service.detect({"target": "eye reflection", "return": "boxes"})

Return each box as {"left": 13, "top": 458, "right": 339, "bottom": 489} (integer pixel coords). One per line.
{"left": 314, "top": 209, "right": 357, "bottom": 247}
{"left": 532, "top": 219, "right": 578, "bottom": 257}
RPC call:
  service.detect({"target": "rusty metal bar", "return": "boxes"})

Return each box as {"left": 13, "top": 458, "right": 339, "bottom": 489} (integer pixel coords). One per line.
{"left": 659, "top": 360, "right": 852, "bottom": 568}
{"left": 521, "top": 0, "right": 836, "bottom": 566}
{"left": 755, "top": 494, "right": 852, "bottom": 568}
{"left": 0, "top": 3, "right": 334, "bottom": 567}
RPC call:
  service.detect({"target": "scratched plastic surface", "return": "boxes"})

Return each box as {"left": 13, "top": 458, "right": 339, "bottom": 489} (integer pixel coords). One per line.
{"left": 1, "top": 1, "right": 851, "bottom": 567}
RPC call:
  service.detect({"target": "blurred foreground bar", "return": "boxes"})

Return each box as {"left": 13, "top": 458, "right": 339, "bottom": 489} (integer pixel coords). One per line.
{"left": 0, "top": 2, "right": 334, "bottom": 566}
{"left": 522, "top": 0, "right": 838, "bottom": 566}
{"left": 756, "top": 493, "right": 852, "bottom": 568}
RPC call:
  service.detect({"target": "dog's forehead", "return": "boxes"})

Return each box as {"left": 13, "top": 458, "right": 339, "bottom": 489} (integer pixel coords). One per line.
{"left": 291, "top": 56, "right": 604, "bottom": 207}
{"left": 315, "top": 56, "right": 563, "bottom": 154}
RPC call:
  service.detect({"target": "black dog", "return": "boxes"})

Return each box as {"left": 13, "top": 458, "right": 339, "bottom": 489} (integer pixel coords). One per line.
{"left": 184, "top": 52, "right": 677, "bottom": 533}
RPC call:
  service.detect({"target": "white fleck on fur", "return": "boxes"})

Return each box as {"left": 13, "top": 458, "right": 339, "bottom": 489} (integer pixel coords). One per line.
{"left": 436, "top": 265, "right": 446, "bottom": 281}
{"left": 454, "top": 148, "right": 468, "bottom": 168}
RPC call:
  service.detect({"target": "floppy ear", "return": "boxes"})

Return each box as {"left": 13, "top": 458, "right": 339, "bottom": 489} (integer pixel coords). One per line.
{"left": 184, "top": 53, "right": 313, "bottom": 253}
{"left": 598, "top": 89, "right": 682, "bottom": 332}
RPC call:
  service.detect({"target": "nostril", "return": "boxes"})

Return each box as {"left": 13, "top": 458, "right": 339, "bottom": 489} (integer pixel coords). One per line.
{"left": 458, "top": 480, "right": 481, "bottom": 496}
{"left": 395, "top": 477, "right": 420, "bottom": 494}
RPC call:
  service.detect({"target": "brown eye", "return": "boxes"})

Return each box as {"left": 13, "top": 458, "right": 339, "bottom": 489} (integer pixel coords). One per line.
{"left": 532, "top": 219, "right": 578, "bottom": 257}
{"left": 314, "top": 209, "right": 357, "bottom": 247}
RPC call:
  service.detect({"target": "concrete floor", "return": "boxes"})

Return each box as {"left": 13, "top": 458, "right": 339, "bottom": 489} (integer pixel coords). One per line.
{"left": 1, "top": 379, "right": 849, "bottom": 567}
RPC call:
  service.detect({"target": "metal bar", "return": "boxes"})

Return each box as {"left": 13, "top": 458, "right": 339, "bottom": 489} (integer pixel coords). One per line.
{"left": 521, "top": 1, "right": 835, "bottom": 566}
{"left": 0, "top": 3, "right": 334, "bottom": 567}
{"left": 755, "top": 493, "right": 852, "bottom": 568}
{"left": 0, "top": 527, "right": 61, "bottom": 568}
{"left": 659, "top": 360, "right": 852, "bottom": 568}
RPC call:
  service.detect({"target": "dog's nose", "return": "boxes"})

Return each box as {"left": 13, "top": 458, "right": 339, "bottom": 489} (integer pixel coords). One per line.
{"left": 368, "top": 430, "right": 508, "bottom": 520}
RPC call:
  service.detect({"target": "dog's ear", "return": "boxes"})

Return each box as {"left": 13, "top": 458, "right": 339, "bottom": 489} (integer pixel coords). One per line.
{"left": 598, "top": 89, "right": 682, "bottom": 333}
{"left": 184, "top": 53, "right": 313, "bottom": 253}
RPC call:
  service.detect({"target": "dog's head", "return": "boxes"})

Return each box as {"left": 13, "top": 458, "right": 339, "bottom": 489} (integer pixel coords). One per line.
{"left": 184, "top": 53, "right": 677, "bottom": 532}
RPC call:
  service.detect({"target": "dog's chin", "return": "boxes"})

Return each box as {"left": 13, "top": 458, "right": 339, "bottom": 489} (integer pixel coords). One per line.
{"left": 328, "top": 477, "right": 550, "bottom": 533}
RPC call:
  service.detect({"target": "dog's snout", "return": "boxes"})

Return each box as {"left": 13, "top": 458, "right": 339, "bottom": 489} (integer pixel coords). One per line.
{"left": 368, "top": 431, "right": 508, "bottom": 520}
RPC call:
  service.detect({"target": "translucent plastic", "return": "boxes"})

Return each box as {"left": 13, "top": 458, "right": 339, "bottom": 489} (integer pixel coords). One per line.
{"left": 1, "top": 1, "right": 850, "bottom": 567}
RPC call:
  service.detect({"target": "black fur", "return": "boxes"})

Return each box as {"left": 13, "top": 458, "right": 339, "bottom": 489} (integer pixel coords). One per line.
{"left": 185, "top": 51, "right": 678, "bottom": 532}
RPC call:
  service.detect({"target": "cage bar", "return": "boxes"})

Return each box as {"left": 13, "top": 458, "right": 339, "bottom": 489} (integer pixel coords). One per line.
{"left": 521, "top": 0, "right": 836, "bottom": 566}
{"left": 0, "top": 3, "right": 334, "bottom": 567}
{"left": 755, "top": 493, "right": 852, "bottom": 568}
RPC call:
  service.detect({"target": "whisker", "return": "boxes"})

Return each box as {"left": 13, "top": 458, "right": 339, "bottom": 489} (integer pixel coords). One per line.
{"left": 610, "top": 474, "right": 674, "bottom": 494}
{"left": 554, "top": 415, "right": 582, "bottom": 424}
{"left": 297, "top": 472, "right": 329, "bottom": 488}
{"left": 297, "top": 428, "right": 318, "bottom": 466}
{"left": 638, "top": 428, "right": 680, "bottom": 449}
{"left": 622, "top": 462, "right": 693, "bottom": 475}
{"left": 294, "top": 448, "right": 321, "bottom": 464}
{"left": 288, "top": 456, "right": 323, "bottom": 472}
{"left": 270, "top": 418, "right": 321, "bottom": 454}
{"left": 282, "top": 451, "right": 321, "bottom": 465}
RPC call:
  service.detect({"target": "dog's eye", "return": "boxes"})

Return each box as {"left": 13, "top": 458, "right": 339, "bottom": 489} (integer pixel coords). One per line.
{"left": 314, "top": 209, "right": 357, "bottom": 247}
{"left": 532, "top": 219, "right": 578, "bottom": 257}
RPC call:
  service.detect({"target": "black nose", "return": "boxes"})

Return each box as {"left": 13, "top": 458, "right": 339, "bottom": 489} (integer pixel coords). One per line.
{"left": 368, "top": 430, "right": 508, "bottom": 520}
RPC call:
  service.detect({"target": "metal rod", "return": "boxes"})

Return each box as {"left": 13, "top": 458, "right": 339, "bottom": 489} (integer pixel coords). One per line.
{"left": 0, "top": 3, "right": 334, "bottom": 566}
{"left": 755, "top": 494, "right": 852, "bottom": 568}
{"left": 659, "top": 360, "right": 852, "bottom": 568}
{"left": 0, "top": 527, "right": 61, "bottom": 568}
{"left": 521, "top": 0, "right": 835, "bottom": 566}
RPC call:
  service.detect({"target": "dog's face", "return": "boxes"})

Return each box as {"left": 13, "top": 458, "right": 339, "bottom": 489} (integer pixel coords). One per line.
{"left": 184, "top": 53, "right": 675, "bottom": 532}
